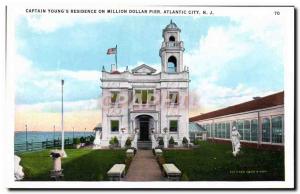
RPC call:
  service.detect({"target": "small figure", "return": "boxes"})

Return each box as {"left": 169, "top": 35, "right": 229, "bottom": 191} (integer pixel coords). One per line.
{"left": 120, "top": 128, "right": 127, "bottom": 148}
{"left": 14, "top": 155, "right": 24, "bottom": 181}
{"left": 93, "top": 128, "right": 102, "bottom": 149}
{"left": 132, "top": 128, "right": 139, "bottom": 149}
{"left": 231, "top": 126, "right": 241, "bottom": 157}
{"left": 151, "top": 129, "right": 158, "bottom": 149}
{"left": 163, "top": 127, "right": 169, "bottom": 149}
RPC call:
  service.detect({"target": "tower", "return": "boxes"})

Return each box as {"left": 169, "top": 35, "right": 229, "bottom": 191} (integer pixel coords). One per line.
{"left": 159, "top": 20, "right": 185, "bottom": 73}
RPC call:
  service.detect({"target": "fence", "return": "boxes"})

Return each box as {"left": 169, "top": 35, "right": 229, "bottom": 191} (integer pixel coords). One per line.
{"left": 14, "top": 136, "right": 94, "bottom": 153}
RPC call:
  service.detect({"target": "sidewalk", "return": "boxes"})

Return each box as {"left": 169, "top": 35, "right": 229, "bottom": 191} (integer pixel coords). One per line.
{"left": 124, "top": 150, "right": 165, "bottom": 181}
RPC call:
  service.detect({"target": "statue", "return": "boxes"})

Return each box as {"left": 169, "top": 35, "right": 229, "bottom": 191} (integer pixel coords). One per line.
{"left": 231, "top": 126, "right": 241, "bottom": 157}
{"left": 132, "top": 128, "right": 139, "bottom": 149}
{"left": 163, "top": 127, "right": 168, "bottom": 149}
{"left": 93, "top": 128, "right": 102, "bottom": 149}
{"left": 151, "top": 129, "right": 158, "bottom": 149}
{"left": 120, "top": 128, "right": 127, "bottom": 148}
{"left": 14, "top": 155, "right": 24, "bottom": 181}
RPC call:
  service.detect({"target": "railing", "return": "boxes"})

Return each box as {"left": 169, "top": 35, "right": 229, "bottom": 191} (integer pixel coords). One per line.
{"left": 14, "top": 136, "right": 94, "bottom": 153}
{"left": 161, "top": 41, "right": 184, "bottom": 49}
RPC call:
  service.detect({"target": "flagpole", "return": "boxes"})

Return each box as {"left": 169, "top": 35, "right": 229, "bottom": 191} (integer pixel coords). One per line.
{"left": 115, "top": 44, "right": 118, "bottom": 69}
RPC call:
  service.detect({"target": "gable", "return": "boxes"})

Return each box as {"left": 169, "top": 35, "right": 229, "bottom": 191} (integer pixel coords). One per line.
{"left": 132, "top": 64, "right": 157, "bottom": 74}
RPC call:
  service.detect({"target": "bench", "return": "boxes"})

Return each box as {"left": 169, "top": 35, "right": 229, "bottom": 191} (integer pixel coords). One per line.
{"left": 107, "top": 164, "right": 126, "bottom": 181}
{"left": 163, "top": 163, "right": 181, "bottom": 181}
{"left": 154, "top": 149, "right": 163, "bottom": 156}
{"left": 126, "top": 149, "right": 134, "bottom": 157}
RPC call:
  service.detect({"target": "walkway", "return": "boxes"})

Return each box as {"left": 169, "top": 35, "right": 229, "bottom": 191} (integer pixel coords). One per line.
{"left": 124, "top": 150, "right": 164, "bottom": 181}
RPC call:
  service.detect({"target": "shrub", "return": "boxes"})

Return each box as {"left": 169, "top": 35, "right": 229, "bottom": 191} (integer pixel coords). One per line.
{"left": 80, "top": 136, "right": 86, "bottom": 143}
{"left": 109, "top": 138, "right": 114, "bottom": 145}
{"left": 89, "top": 135, "right": 95, "bottom": 143}
{"left": 125, "top": 138, "right": 132, "bottom": 147}
{"left": 158, "top": 138, "right": 164, "bottom": 146}
{"left": 74, "top": 138, "right": 80, "bottom": 144}
{"left": 113, "top": 136, "right": 119, "bottom": 145}
{"left": 169, "top": 136, "right": 175, "bottom": 145}
{"left": 109, "top": 136, "right": 119, "bottom": 147}
{"left": 182, "top": 137, "right": 188, "bottom": 145}
{"left": 194, "top": 139, "right": 201, "bottom": 145}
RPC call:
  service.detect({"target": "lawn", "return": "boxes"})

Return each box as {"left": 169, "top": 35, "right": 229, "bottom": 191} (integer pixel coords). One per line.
{"left": 163, "top": 141, "right": 284, "bottom": 181}
{"left": 18, "top": 149, "right": 126, "bottom": 181}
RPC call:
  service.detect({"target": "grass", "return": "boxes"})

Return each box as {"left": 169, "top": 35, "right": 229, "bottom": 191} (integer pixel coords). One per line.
{"left": 163, "top": 141, "right": 284, "bottom": 181}
{"left": 18, "top": 148, "right": 126, "bottom": 181}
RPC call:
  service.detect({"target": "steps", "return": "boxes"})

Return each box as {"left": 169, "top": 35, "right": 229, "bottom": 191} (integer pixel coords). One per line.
{"left": 137, "top": 141, "right": 152, "bottom": 150}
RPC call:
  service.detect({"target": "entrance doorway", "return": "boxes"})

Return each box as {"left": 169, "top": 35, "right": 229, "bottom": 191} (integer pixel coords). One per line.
{"left": 136, "top": 115, "right": 153, "bottom": 141}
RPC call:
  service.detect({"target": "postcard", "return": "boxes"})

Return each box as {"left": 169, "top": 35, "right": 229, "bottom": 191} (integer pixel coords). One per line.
{"left": 4, "top": 3, "right": 295, "bottom": 189}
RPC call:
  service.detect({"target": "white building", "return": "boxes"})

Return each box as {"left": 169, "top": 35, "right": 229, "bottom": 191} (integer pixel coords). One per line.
{"left": 101, "top": 21, "right": 190, "bottom": 147}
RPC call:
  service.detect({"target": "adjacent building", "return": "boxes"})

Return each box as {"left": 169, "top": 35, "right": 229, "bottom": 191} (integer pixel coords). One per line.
{"left": 189, "top": 92, "right": 284, "bottom": 149}
{"left": 101, "top": 21, "right": 190, "bottom": 147}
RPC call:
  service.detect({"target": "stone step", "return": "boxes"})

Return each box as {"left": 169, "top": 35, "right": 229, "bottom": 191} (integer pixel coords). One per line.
{"left": 137, "top": 141, "right": 152, "bottom": 150}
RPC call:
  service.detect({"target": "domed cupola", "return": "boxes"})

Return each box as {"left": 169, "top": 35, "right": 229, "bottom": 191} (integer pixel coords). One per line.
{"left": 160, "top": 20, "right": 185, "bottom": 73}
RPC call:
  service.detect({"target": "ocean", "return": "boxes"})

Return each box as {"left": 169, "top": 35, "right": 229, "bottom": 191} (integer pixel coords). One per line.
{"left": 14, "top": 131, "right": 95, "bottom": 144}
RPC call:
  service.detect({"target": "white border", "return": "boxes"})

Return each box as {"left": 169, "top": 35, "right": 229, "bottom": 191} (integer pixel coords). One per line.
{"left": 1, "top": 1, "right": 295, "bottom": 190}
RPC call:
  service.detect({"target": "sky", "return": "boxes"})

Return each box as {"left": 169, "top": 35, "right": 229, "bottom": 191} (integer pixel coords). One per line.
{"left": 14, "top": 13, "right": 285, "bottom": 131}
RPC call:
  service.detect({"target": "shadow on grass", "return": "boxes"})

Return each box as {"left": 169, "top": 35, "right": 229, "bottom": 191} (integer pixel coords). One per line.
{"left": 20, "top": 149, "right": 126, "bottom": 181}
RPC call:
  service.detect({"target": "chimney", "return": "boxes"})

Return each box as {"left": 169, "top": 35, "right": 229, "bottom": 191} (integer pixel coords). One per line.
{"left": 111, "top": 64, "right": 117, "bottom": 72}
{"left": 253, "top": 97, "right": 261, "bottom": 100}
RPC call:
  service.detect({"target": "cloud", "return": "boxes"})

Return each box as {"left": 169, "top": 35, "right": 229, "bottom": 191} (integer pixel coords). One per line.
{"left": 16, "top": 98, "right": 100, "bottom": 113}
{"left": 24, "top": 14, "right": 114, "bottom": 33}
{"left": 15, "top": 54, "right": 101, "bottom": 104}
{"left": 186, "top": 15, "right": 284, "bottom": 115}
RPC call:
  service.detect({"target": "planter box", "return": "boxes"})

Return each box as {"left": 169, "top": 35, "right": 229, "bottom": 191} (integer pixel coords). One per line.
{"left": 155, "top": 149, "right": 163, "bottom": 156}
{"left": 126, "top": 149, "right": 134, "bottom": 157}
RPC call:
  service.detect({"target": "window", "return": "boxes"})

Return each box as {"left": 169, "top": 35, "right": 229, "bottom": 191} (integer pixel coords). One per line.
{"left": 214, "top": 123, "right": 217, "bottom": 138}
{"left": 206, "top": 124, "right": 210, "bottom": 137}
{"left": 272, "top": 116, "right": 283, "bottom": 143}
{"left": 142, "top": 90, "right": 147, "bottom": 104}
{"left": 211, "top": 123, "right": 214, "bottom": 138}
{"left": 111, "top": 120, "right": 119, "bottom": 132}
{"left": 169, "top": 36, "right": 175, "bottom": 41}
{"left": 111, "top": 91, "right": 119, "bottom": 104}
{"left": 262, "top": 118, "right": 271, "bottom": 142}
{"left": 221, "top": 123, "right": 226, "bottom": 138}
{"left": 206, "top": 124, "right": 211, "bottom": 138}
{"left": 244, "top": 120, "right": 250, "bottom": 141}
{"left": 237, "top": 120, "right": 244, "bottom": 140}
{"left": 169, "top": 92, "right": 179, "bottom": 104}
{"left": 167, "top": 56, "right": 177, "bottom": 73}
{"left": 251, "top": 119, "right": 258, "bottom": 141}
{"left": 218, "top": 123, "right": 222, "bottom": 138}
{"left": 134, "top": 90, "right": 154, "bottom": 104}
{"left": 169, "top": 120, "right": 178, "bottom": 132}
{"left": 225, "top": 123, "right": 230, "bottom": 139}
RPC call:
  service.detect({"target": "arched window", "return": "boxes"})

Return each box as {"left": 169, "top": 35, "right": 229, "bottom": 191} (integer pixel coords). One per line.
{"left": 169, "top": 36, "right": 175, "bottom": 41}
{"left": 167, "top": 56, "right": 177, "bottom": 73}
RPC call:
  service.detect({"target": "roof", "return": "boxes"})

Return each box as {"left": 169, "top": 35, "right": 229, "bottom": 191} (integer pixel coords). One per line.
{"left": 132, "top": 64, "right": 157, "bottom": 74}
{"left": 163, "top": 20, "right": 181, "bottom": 32}
{"left": 189, "top": 122, "right": 206, "bottom": 133}
{"left": 111, "top": 71, "right": 120, "bottom": 74}
{"left": 189, "top": 91, "right": 284, "bottom": 122}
